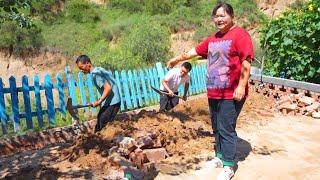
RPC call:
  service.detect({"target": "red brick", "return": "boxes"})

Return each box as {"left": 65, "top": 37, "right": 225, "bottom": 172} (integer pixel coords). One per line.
{"left": 255, "top": 109, "right": 275, "bottom": 117}
{"left": 132, "top": 151, "right": 148, "bottom": 168}
{"left": 143, "top": 148, "right": 168, "bottom": 163}
{"left": 136, "top": 136, "right": 154, "bottom": 149}
{"left": 298, "top": 96, "right": 315, "bottom": 106}
{"left": 304, "top": 102, "right": 320, "bottom": 112}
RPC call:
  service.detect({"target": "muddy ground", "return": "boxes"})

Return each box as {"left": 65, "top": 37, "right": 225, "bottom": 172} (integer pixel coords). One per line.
{"left": 1, "top": 91, "right": 319, "bottom": 179}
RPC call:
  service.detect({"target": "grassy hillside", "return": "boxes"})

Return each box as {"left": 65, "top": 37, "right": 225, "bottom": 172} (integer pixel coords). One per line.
{"left": 0, "top": 0, "right": 266, "bottom": 70}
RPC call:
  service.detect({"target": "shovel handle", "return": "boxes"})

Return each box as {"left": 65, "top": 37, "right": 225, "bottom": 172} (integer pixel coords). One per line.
{"left": 74, "top": 103, "right": 93, "bottom": 109}
{"left": 161, "top": 92, "right": 184, "bottom": 100}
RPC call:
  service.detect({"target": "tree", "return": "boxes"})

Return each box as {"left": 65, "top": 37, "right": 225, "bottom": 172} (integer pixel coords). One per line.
{"left": 0, "top": 0, "right": 33, "bottom": 28}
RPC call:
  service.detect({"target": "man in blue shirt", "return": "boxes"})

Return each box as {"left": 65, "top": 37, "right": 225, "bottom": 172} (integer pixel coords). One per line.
{"left": 76, "top": 55, "right": 121, "bottom": 133}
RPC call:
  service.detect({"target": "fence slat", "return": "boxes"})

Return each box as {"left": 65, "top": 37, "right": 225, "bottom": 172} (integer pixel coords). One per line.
{"left": 0, "top": 78, "right": 8, "bottom": 134}
{"left": 44, "top": 75, "right": 55, "bottom": 127}
{"left": 66, "top": 67, "right": 77, "bottom": 106}
{"left": 196, "top": 66, "right": 202, "bottom": 93}
{"left": 9, "top": 76, "right": 20, "bottom": 132}
{"left": 114, "top": 71, "right": 124, "bottom": 111}
{"left": 191, "top": 69, "right": 197, "bottom": 95}
{"left": 121, "top": 70, "right": 132, "bottom": 110}
{"left": 133, "top": 70, "right": 143, "bottom": 107}
{"left": 192, "top": 66, "right": 198, "bottom": 93}
{"left": 56, "top": 74, "right": 66, "bottom": 117}
{"left": 86, "top": 74, "right": 97, "bottom": 113}
{"left": 147, "top": 68, "right": 156, "bottom": 103}
{"left": 152, "top": 68, "right": 160, "bottom": 101}
{"left": 78, "top": 72, "right": 87, "bottom": 111}
{"left": 33, "top": 75, "right": 44, "bottom": 128}
{"left": 139, "top": 69, "right": 149, "bottom": 105}
{"left": 128, "top": 70, "right": 138, "bottom": 108}
{"left": 22, "top": 75, "right": 33, "bottom": 129}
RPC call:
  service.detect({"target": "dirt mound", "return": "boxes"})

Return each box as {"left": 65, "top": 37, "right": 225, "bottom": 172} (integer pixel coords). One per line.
{"left": 0, "top": 91, "right": 276, "bottom": 179}
{"left": 53, "top": 92, "right": 275, "bottom": 178}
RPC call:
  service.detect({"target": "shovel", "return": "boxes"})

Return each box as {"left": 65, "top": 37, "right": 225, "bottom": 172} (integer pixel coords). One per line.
{"left": 66, "top": 97, "right": 93, "bottom": 122}
{"left": 150, "top": 86, "right": 185, "bottom": 100}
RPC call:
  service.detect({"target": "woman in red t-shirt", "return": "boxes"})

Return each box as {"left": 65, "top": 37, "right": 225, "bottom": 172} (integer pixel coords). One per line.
{"left": 167, "top": 2, "right": 254, "bottom": 180}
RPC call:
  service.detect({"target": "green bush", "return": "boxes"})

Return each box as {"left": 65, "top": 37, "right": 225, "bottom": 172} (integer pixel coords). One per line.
{"left": 145, "top": 0, "right": 173, "bottom": 15}
{"left": 42, "top": 21, "right": 101, "bottom": 56}
{"left": 30, "top": 0, "right": 62, "bottom": 23}
{"left": 158, "top": 6, "right": 200, "bottom": 32}
{"left": 108, "top": 0, "right": 145, "bottom": 13}
{"left": 119, "top": 21, "right": 171, "bottom": 65}
{"left": 101, "top": 28, "right": 113, "bottom": 42}
{"left": 88, "top": 39, "right": 142, "bottom": 70}
{"left": 88, "top": 21, "right": 171, "bottom": 69}
{"left": 0, "top": 21, "right": 43, "bottom": 56}
{"left": 193, "top": 24, "right": 214, "bottom": 43}
{"left": 260, "top": 0, "right": 320, "bottom": 83}
{"left": 65, "top": 0, "right": 100, "bottom": 23}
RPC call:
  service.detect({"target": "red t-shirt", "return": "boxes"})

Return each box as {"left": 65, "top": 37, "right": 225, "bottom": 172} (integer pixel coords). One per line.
{"left": 195, "top": 27, "right": 254, "bottom": 99}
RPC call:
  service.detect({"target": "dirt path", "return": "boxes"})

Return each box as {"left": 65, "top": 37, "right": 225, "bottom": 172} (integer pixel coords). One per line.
{"left": 156, "top": 115, "right": 320, "bottom": 180}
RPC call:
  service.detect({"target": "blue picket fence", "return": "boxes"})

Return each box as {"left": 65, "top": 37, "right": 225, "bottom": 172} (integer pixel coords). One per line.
{"left": 0, "top": 62, "right": 207, "bottom": 135}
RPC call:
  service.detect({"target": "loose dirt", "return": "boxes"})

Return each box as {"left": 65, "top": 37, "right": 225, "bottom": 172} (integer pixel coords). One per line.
{"left": 1, "top": 91, "right": 319, "bottom": 179}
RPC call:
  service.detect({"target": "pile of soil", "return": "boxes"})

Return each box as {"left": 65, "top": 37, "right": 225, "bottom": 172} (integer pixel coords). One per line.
{"left": 54, "top": 92, "right": 275, "bottom": 177}
{"left": 0, "top": 92, "right": 275, "bottom": 179}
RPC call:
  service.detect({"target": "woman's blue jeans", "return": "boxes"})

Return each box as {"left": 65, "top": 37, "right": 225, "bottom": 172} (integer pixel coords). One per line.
{"left": 208, "top": 98, "right": 245, "bottom": 166}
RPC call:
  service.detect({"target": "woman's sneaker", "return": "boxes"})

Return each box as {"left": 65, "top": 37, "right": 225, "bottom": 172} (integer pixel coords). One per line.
{"left": 217, "top": 166, "right": 234, "bottom": 180}
{"left": 203, "top": 157, "right": 223, "bottom": 168}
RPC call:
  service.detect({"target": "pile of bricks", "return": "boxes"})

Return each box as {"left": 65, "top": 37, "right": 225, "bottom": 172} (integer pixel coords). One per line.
{"left": 276, "top": 94, "right": 320, "bottom": 118}
{"left": 108, "top": 131, "right": 167, "bottom": 169}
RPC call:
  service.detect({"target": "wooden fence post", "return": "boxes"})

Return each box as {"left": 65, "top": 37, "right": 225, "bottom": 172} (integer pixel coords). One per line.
{"left": 114, "top": 70, "right": 124, "bottom": 111}
{"left": 33, "top": 75, "right": 44, "bottom": 128}
{"left": 9, "top": 76, "right": 20, "bottom": 132}
{"left": 56, "top": 73, "right": 66, "bottom": 118}
{"left": 139, "top": 69, "right": 149, "bottom": 105}
{"left": 44, "top": 74, "right": 55, "bottom": 127}
{"left": 22, "top": 75, "right": 33, "bottom": 129}
{"left": 133, "top": 70, "right": 143, "bottom": 107}
{"left": 0, "top": 78, "right": 8, "bottom": 134}
{"left": 121, "top": 70, "right": 132, "bottom": 110}
{"left": 128, "top": 70, "right": 138, "bottom": 108}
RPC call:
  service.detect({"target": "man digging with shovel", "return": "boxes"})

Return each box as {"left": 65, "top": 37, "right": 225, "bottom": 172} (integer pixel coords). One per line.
{"left": 158, "top": 62, "right": 192, "bottom": 112}
{"left": 76, "top": 55, "right": 121, "bottom": 133}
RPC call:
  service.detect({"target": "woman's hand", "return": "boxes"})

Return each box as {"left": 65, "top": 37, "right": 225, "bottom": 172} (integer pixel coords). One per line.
{"left": 233, "top": 85, "right": 245, "bottom": 101}
{"left": 167, "top": 58, "right": 178, "bottom": 68}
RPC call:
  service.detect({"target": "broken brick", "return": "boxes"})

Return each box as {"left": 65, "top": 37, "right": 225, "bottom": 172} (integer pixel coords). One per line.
{"left": 255, "top": 109, "right": 275, "bottom": 117}
{"left": 304, "top": 102, "right": 320, "bottom": 113}
{"left": 312, "top": 111, "right": 320, "bottom": 119}
{"left": 298, "top": 96, "right": 315, "bottom": 106}
{"left": 143, "top": 148, "right": 168, "bottom": 163}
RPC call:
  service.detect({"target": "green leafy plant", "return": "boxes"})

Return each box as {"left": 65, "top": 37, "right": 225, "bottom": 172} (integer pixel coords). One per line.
{"left": 0, "top": 20, "right": 43, "bottom": 56}
{"left": 119, "top": 21, "right": 171, "bottom": 65}
{"left": 260, "top": 0, "right": 320, "bottom": 83}
{"left": 65, "top": 0, "right": 100, "bottom": 23}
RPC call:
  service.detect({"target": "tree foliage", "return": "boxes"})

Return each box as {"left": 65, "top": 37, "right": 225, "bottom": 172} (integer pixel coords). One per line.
{"left": 260, "top": 0, "right": 320, "bottom": 83}
{"left": 0, "top": 0, "right": 33, "bottom": 27}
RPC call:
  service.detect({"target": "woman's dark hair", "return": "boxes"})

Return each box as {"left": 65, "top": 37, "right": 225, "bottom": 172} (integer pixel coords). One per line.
{"left": 212, "top": 2, "right": 234, "bottom": 17}
{"left": 182, "top": 62, "right": 192, "bottom": 72}
{"left": 76, "top": 54, "right": 91, "bottom": 64}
